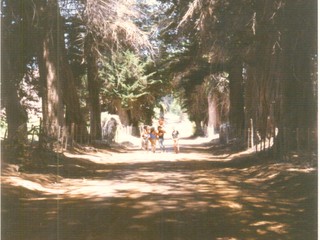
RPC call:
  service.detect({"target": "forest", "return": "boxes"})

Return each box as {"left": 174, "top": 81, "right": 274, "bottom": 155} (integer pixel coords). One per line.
{"left": 1, "top": 0, "right": 318, "bottom": 239}
{"left": 1, "top": 0, "right": 317, "bottom": 156}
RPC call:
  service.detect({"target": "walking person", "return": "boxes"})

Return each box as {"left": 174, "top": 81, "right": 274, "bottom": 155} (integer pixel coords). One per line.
{"left": 172, "top": 127, "right": 180, "bottom": 153}
{"left": 157, "top": 125, "right": 166, "bottom": 152}
{"left": 141, "top": 125, "right": 150, "bottom": 151}
{"left": 149, "top": 127, "right": 158, "bottom": 153}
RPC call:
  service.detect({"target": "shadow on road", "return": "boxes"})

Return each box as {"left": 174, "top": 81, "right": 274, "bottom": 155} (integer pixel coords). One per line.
{"left": 1, "top": 140, "right": 317, "bottom": 240}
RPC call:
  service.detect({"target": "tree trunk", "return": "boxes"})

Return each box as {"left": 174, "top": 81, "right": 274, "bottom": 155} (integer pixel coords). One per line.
{"left": 244, "top": 0, "right": 317, "bottom": 156}
{"left": 85, "top": 33, "right": 102, "bottom": 140}
{"left": 194, "top": 120, "right": 204, "bottom": 136}
{"left": 2, "top": 42, "right": 28, "bottom": 145}
{"left": 207, "top": 93, "right": 216, "bottom": 138}
{"left": 61, "top": 57, "right": 89, "bottom": 142}
{"left": 281, "top": 2, "right": 317, "bottom": 130}
{"left": 228, "top": 58, "right": 244, "bottom": 137}
{"left": 1, "top": 2, "right": 28, "bottom": 145}
{"left": 2, "top": 73, "right": 28, "bottom": 143}
{"left": 128, "top": 110, "right": 140, "bottom": 137}
{"left": 275, "top": 0, "right": 317, "bottom": 155}
{"left": 115, "top": 100, "right": 130, "bottom": 126}
{"left": 58, "top": 20, "right": 89, "bottom": 142}
{"left": 38, "top": 0, "right": 65, "bottom": 140}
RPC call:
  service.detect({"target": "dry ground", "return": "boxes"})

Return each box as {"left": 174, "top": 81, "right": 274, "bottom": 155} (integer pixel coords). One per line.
{"left": 1, "top": 138, "right": 317, "bottom": 240}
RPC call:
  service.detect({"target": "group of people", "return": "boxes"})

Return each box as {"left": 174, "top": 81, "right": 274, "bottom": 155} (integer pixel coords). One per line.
{"left": 141, "top": 117, "right": 180, "bottom": 153}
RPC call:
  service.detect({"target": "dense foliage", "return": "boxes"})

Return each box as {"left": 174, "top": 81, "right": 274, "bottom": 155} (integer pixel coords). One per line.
{"left": 1, "top": 0, "right": 317, "bottom": 156}
{"left": 100, "top": 50, "right": 164, "bottom": 124}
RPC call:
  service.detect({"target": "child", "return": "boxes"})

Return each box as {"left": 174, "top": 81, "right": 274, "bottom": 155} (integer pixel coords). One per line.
{"left": 172, "top": 127, "right": 180, "bottom": 153}
{"left": 157, "top": 125, "right": 166, "bottom": 152}
{"left": 141, "top": 125, "right": 150, "bottom": 151}
{"left": 149, "top": 127, "right": 158, "bottom": 153}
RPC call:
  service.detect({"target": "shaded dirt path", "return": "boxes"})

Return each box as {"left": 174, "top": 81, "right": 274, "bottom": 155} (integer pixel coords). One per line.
{"left": 1, "top": 138, "right": 317, "bottom": 240}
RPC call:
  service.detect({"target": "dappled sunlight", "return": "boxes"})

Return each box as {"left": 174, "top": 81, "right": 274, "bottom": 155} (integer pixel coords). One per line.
{"left": 64, "top": 147, "right": 223, "bottom": 164}
{"left": 2, "top": 136, "right": 317, "bottom": 240}
{"left": 251, "top": 221, "right": 288, "bottom": 234}
{"left": 287, "top": 167, "right": 315, "bottom": 173}
{"left": 244, "top": 172, "right": 280, "bottom": 184}
{"left": 2, "top": 174, "right": 173, "bottom": 199}
{"left": 218, "top": 148, "right": 256, "bottom": 159}
{"left": 2, "top": 176, "right": 64, "bottom": 195}
{"left": 242, "top": 196, "right": 268, "bottom": 204}
{"left": 3, "top": 164, "right": 250, "bottom": 214}
{"left": 216, "top": 238, "right": 238, "bottom": 240}
{"left": 217, "top": 200, "right": 243, "bottom": 210}
{"left": 180, "top": 136, "right": 219, "bottom": 145}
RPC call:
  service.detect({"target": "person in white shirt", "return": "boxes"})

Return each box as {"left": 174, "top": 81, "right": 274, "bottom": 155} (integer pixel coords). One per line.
{"left": 171, "top": 127, "right": 180, "bottom": 153}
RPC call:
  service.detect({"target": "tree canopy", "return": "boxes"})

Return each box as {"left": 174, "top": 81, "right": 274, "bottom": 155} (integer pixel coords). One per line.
{"left": 1, "top": 0, "right": 317, "bottom": 157}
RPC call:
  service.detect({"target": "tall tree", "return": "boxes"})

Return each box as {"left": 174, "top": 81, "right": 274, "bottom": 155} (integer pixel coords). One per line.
{"left": 157, "top": 0, "right": 236, "bottom": 136}
{"left": 242, "top": 0, "right": 317, "bottom": 154}
{"left": 176, "top": 0, "right": 317, "bottom": 154}
{"left": 1, "top": 0, "right": 35, "bottom": 144}
{"left": 81, "top": 0, "right": 154, "bottom": 140}
{"left": 84, "top": 33, "right": 102, "bottom": 140}
{"left": 178, "top": 0, "right": 250, "bottom": 136}
{"left": 100, "top": 50, "right": 163, "bottom": 132}
{"left": 37, "top": 0, "right": 65, "bottom": 140}
{"left": 228, "top": 58, "right": 244, "bottom": 136}
{"left": 60, "top": 30, "right": 89, "bottom": 142}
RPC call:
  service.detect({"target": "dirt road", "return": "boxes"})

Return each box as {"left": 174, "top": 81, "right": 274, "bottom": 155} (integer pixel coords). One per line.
{"left": 1, "top": 138, "right": 317, "bottom": 240}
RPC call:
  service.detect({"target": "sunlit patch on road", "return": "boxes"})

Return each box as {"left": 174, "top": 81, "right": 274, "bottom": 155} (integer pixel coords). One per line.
{"left": 1, "top": 137, "right": 317, "bottom": 240}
